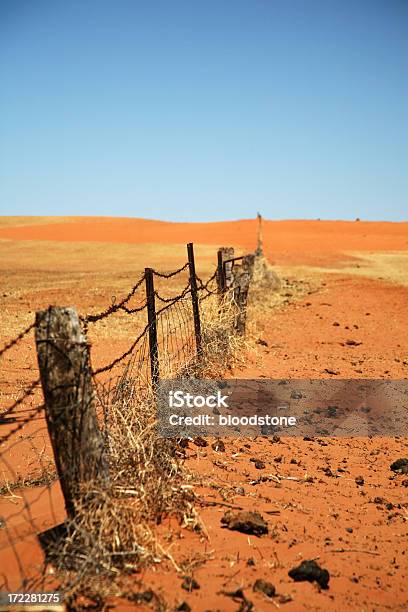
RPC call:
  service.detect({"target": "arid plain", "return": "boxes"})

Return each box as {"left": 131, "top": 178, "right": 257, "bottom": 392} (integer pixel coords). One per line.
{"left": 0, "top": 217, "right": 407, "bottom": 611}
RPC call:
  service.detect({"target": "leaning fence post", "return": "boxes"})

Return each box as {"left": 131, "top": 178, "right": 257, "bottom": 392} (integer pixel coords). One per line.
{"left": 145, "top": 268, "right": 160, "bottom": 388}
{"left": 35, "top": 307, "right": 109, "bottom": 519}
{"left": 233, "top": 254, "right": 255, "bottom": 335}
{"left": 187, "top": 243, "right": 202, "bottom": 359}
{"left": 217, "top": 247, "right": 235, "bottom": 293}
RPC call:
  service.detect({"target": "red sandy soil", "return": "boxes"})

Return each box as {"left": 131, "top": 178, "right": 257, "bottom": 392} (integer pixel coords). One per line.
{"left": 1, "top": 217, "right": 408, "bottom": 267}
{"left": 0, "top": 217, "right": 407, "bottom": 610}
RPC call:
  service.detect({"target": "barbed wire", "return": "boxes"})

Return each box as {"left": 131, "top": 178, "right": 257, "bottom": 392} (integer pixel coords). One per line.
{"left": 83, "top": 274, "right": 146, "bottom": 324}
{"left": 91, "top": 285, "right": 194, "bottom": 376}
{"left": 0, "top": 378, "right": 42, "bottom": 419}
{"left": 0, "top": 321, "right": 36, "bottom": 359}
{"left": 151, "top": 262, "right": 189, "bottom": 278}
{"left": 0, "top": 263, "right": 219, "bottom": 446}
{"left": 0, "top": 250, "right": 249, "bottom": 596}
{"left": 154, "top": 282, "right": 191, "bottom": 303}
{"left": 0, "top": 403, "right": 45, "bottom": 445}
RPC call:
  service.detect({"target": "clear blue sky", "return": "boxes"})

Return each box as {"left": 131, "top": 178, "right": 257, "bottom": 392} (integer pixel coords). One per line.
{"left": 1, "top": 0, "right": 407, "bottom": 221}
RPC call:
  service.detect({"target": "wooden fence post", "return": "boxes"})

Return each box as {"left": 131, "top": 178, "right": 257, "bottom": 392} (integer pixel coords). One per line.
{"left": 217, "top": 247, "right": 235, "bottom": 293}
{"left": 145, "top": 268, "right": 160, "bottom": 388}
{"left": 255, "top": 212, "right": 264, "bottom": 256}
{"left": 187, "top": 243, "right": 202, "bottom": 359}
{"left": 35, "top": 307, "right": 109, "bottom": 519}
{"left": 233, "top": 254, "right": 255, "bottom": 335}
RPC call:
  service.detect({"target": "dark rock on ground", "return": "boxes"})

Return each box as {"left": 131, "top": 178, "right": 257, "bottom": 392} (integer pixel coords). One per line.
{"left": 193, "top": 436, "right": 208, "bottom": 447}
{"left": 390, "top": 458, "right": 408, "bottom": 474}
{"left": 176, "top": 603, "right": 191, "bottom": 612}
{"left": 178, "top": 438, "right": 189, "bottom": 448}
{"left": 355, "top": 475, "right": 365, "bottom": 486}
{"left": 127, "top": 590, "right": 154, "bottom": 604}
{"left": 221, "top": 510, "right": 268, "bottom": 536}
{"left": 253, "top": 579, "right": 276, "bottom": 597}
{"left": 181, "top": 576, "right": 200, "bottom": 592}
{"left": 288, "top": 559, "right": 330, "bottom": 589}
{"left": 212, "top": 439, "right": 225, "bottom": 452}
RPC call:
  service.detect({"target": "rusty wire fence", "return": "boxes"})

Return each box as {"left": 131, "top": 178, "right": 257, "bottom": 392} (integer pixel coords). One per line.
{"left": 0, "top": 242, "right": 226, "bottom": 592}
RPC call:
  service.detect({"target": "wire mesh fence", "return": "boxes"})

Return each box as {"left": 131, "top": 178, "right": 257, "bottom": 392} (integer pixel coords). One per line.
{"left": 0, "top": 242, "right": 237, "bottom": 594}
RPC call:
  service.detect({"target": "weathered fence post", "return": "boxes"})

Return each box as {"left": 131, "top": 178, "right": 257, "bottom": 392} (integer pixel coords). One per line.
{"left": 35, "top": 307, "right": 109, "bottom": 519}
{"left": 187, "top": 243, "right": 202, "bottom": 359}
{"left": 255, "top": 212, "right": 264, "bottom": 256}
{"left": 145, "top": 268, "right": 160, "bottom": 388}
{"left": 217, "top": 247, "right": 235, "bottom": 293}
{"left": 233, "top": 254, "right": 255, "bottom": 335}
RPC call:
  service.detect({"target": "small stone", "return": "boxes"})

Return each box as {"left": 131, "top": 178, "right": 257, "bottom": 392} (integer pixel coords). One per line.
{"left": 193, "top": 436, "right": 208, "bottom": 447}
{"left": 355, "top": 476, "right": 365, "bottom": 486}
{"left": 288, "top": 559, "right": 330, "bottom": 589}
{"left": 181, "top": 576, "right": 200, "bottom": 592}
{"left": 390, "top": 458, "right": 408, "bottom": 474}
{"left": 221, "top": 510, "right": 268, "bottom": 536}
{"left": 253, "top": 579, "right": 276, "bottom": 598}
{"left": 211, "top": 439, "right": 225, "bottom": 452}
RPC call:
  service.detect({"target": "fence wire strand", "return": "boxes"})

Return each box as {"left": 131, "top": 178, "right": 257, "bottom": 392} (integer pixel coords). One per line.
{"left": 0, "top": 254, "right": 223, "bottom": 594}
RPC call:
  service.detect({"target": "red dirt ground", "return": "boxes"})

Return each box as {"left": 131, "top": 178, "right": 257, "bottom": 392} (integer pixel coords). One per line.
{"left": 1, "top": 217, "right": 408, "bottom": 267}
{"left": 0, "top": 217, "right": 407, "bottom": 611}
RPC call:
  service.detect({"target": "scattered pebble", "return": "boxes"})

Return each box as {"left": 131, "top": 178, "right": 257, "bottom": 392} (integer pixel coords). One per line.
{"left": 181, "top": 576, "right": 200, "bottom": 592}
{"left": 253, "top": 578, "right": 276, "bottom": 598}
{"left": 288, "top": 559, "right": 330, "bottom": 589}
{"left": 390, "top": 458, "right": 408, "bottom": 474}
{"left": 193, "top": 436, "right": 208, "bottom": 447}
{"left": 176, "top": 603, "right": 191, "bottom": 612}
{"left": 212, "top": 439, "right": 225, "bottom": 452}
{"left": 221, "top": 510, "right": 268, "bottom": 536}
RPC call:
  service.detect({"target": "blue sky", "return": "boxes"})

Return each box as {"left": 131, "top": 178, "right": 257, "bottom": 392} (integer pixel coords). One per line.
{"left": 1, "top": 0, "right": 407, "bottom": 221}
